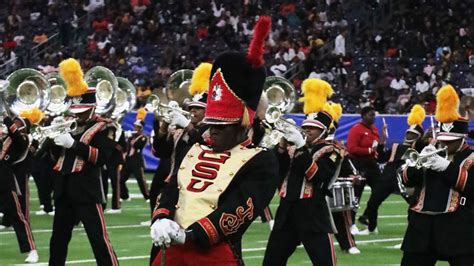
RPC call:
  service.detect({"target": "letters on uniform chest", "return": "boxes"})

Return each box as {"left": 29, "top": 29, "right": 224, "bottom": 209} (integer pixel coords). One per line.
{"left": 174, "top": 143, "right": 262, "bottom": 228}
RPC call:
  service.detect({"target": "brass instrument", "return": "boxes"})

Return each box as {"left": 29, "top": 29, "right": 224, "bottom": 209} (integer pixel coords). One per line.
{"left": 260, "top": 76, "right": 298, "bottom": 148}
{"left": 3, "top": 68, "right": 50, "bottom": 116}
{"left": 84, "top": 66, "right": 118, "bottom": 116}
{"left": 401, "top": 146, "right": 448, "bottom": 169}
{"left": 146, "top": 69, "right": 193, "bottom": 122}
{"left": 111, "top": 77, "right": 137, "bottom": 119}
{"left": 33, "top": 116, "right": 77, "bottom": 140}
{"left": 145, "top": 95, "right": 190, "bottom": 122}
{"left": 45, "top": 72, "right": 70, "bottom": 116}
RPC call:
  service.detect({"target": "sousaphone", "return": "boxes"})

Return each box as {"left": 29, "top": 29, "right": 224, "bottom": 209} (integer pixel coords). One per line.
{"left": 84, "top": 66, "right": 118, "bottom": 116}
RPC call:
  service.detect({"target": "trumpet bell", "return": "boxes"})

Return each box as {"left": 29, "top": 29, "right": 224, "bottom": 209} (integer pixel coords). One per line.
{"left": 84, "top": 66, "right": 118, "bottom": 115}
{"left": 4, "top": 68, "right": 50, "bottom": 115}
{"left": 263, "top": 76, "right": 295, "bottom": 113}
{"left": 112, "top": 77, "right": 136, "bottom": 119}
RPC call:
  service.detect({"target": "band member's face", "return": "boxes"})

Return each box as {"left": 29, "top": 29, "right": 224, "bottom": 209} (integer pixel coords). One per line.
{"left": 189, "top": 107, "right": 205, "bottom": 125}
{"left": 134, "top": 125, "right": 143, "bottom": 132}
{"left": 209, "top": 124, "right": 246, "bottom": 153}
{"left": 439, "top": 139, "right": 463, "bottom": 155}
{"left": 75, "top": 108, "right": 94, "bottom": 125}
{"left": 14, "top": 119, "right": 25, "bottom": 133}
{"left": 303, "top": 126, "right": 323, "bottom": 144}
{"left": 405, "top": 132, "right": 419, "bottom": 142}
{"left": 362, "top": 111, "right": 376, "bottom": 125}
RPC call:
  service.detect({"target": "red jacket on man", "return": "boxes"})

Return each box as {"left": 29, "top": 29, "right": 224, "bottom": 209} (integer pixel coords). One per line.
{"left": 347, "top": 122, "right": 380, "bottom": 158}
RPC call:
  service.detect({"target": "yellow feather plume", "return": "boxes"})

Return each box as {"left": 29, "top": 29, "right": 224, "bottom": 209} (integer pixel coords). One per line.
{"left": 298, "top": 78, "right": 334, "bottom": 114}
{"left": 323, "top": 103, "right": 336, "bottom": 120}
{"left": 20, "top": 107, "right": 44, "bottom": 125}
{"left": 331, "top": 103, "right": 343, "bottom": 123}
{"left": 136, "top": 107, "right": 146, "bottom": 121}
{"left": 59, "top": 58, "right": 88, "bottom": 97}
{"left": 189, "top": 63, "right": 212, "bottom": 96}
{"left": 435, "top": 85, "right": 460, "bottom": 123}
{"left": 407, "top": 104, "right": 426, "bottom": 126}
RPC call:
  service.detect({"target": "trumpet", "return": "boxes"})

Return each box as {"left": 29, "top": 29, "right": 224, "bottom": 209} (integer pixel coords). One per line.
{"left": 33, "top": 117, "right": 77, "bottom": 140}
{"left": 145, "top": 95, "right": 190, "bottom": 122}
{"left": 401, "top": 146, "right": 448, "bottom": 169}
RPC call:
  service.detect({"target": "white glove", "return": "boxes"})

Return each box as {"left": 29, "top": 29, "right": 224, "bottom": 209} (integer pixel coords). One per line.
{"left": 420, "top": 144, "right": 436, "bottom": 156}
{"left": 170, "top": 111, "right": 190, "bottom": 128}
{"left": 53, "top": 133, "right": 75, "bottom": 148}
{"left": 150, "top": 219, "right": 175, "bottom": 247}
{"left": 170, "top": 227, "right": 186, "bottom": 245}
{"left": 427, "top": 155, "right": 450, "bottom": 172}
{"left": 124, "top": 130, "right": 133, "bottom": 138}
{"left": 283, "top": 128, "right": 305, "bottom": 149}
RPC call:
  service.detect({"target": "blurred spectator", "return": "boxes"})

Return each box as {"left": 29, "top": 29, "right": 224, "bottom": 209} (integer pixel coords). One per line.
{"left": 334, "top": 29, "right": 347, "bottom": 56}
{"left": 270, "top": 58, "right": 287, "bottom": 77}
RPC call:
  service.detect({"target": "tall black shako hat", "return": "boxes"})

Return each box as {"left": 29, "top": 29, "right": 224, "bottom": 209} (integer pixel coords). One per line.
{"left": 435, "top": 85, "right": 469, "bottom": 141}
{"left": 204, "top": 16, "right": 271, "bottom": 127}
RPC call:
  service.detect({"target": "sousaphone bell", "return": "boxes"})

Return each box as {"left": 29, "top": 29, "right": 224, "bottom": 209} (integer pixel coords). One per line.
{"left": 84, "top": 66, "right": 118, "bottom": 116}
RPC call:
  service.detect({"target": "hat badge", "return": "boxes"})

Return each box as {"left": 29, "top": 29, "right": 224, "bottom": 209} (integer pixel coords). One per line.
{"left": 72, "top": 96, "right": 83, "bottom": 104}
{"left": 442, "top": 122, "right": 454, "bottom": 132}
{"left": 193, "top": 93, "right": 203, "bottom": 102}
{"left": 211, "top": 84, "right": 222, "bottom": 101}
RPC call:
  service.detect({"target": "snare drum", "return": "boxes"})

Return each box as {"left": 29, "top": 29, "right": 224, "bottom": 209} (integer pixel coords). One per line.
{"left": 326, "top": 181, "right": 357, "bottom": 212}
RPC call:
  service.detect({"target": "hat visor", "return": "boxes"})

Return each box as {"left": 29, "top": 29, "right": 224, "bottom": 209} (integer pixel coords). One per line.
{"left": 437, "top": 133, "right": 465, "bottom": 141}
{"left": 133, "top": 121, "right": 144, "bottom": 127}
{"left": 70, "top": 105, "right": 94, "bottom": 114}
{"left": 301, "top": 120, "right": 326, "bottom": 130}
{"left": 406, "top": 129, "right": 421, "bottom": 136}
{"left": 188, "top": 102, "right": 207, "bottom": 109}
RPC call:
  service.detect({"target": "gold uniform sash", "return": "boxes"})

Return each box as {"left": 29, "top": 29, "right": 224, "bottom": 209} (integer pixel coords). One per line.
{"left": 175, "top": 143, "right": 262, "bottom": 228}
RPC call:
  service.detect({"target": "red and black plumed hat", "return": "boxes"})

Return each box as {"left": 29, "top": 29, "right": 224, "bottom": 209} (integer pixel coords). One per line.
{"left": 435, "top": 85, "right": 469, "bottom": 141}
{"left": 204, "top": 16, "right": 271, "bottom": 127}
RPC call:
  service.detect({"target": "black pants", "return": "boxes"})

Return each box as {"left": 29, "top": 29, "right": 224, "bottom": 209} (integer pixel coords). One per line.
{"left": 49, "top": 197, "right": 118, "bottom": 266}
{"left": 1, "top": 191, "right": 36, "bottom": 253}
{"left": 31, "top": 163, "right": 54, "bottom": 213}
{"left": 333, "top": 210, "right": 356, "bottom": 251}
{"left": 120, "top": 159, "right": 149, "bottom": 200}
{"left": 402, "top": 251, "right": 474, "bottom": 266}
{"left": 102, "top": 162, "right": 122, "bottom": 210}
{"left": 351, "top": 160, "right": 380, "bottom": 223}
{"left": 15, "top": 166, "right": 30, "bottom": 220}
{"left": 263, "top": 210, "right": 336, "bottom": 266}
{"left": 149, "top": 161, "right": 170, "bottom": 213}
{"left": 362, "top": 175, "right": 400, "bottom": 231}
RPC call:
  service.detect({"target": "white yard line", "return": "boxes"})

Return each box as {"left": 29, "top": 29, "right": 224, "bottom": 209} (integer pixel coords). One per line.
{"left": 0, "top": 224, "right": 147, "bottom": 235}
{"left": 255, "top": 237, "right": 403, "bottom": 246}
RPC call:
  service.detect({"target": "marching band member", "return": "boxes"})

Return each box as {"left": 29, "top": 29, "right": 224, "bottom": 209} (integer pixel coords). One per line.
{"left": 0, "top": 114, "right": 39, "bottom": 263}
{"left": 264, "top": 79, "right": 340, "bottom": 266}
{"left": 150, "top": 16, "right": 279, "bottom": 265}
{"left": 325, "top": 103, "right": 361, "bottom": 255}
{"left": 401, "top": 85, "right": 473, "bottom": 265}
{"left": 346, "top": 106, "right": 384, "bottom": 233}
{"left": 120, "top": 108, "right": 150, "bottom": 201}
{"left": 47, "top": 59, "right": 118, "bottom": 265}
{"left": 149, "top": 62, "right": 213, "bottom": 214}
{"left": 359, "top": 104, "right": 429, "bottom": 234}
{"left": 101, "top": 119, "right": 126, "bottom": 213}
{"left": 148, "top": 62, "right": 211, "bottom": 262}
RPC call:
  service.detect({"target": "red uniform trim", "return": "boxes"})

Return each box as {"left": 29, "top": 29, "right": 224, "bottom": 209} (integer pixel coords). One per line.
{"left": 456, "top": 155, "right": 473, "bottom": 191}
{"left": 197, "top": 217, "right": 220, "bottom": 245}
{"left": 88, "top": 147, "right": 98, "bottom": 164}
{"left": 305, "top": 161, "right": 318, "bottom": 181}
{"left": 328, "top": 233, "right": 337, "bottom": 266}
{"left": 152, "top": 208, "right": 170, "bottom": 218}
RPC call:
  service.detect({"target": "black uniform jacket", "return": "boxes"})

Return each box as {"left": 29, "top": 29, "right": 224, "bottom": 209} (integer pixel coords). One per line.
{"left": 125, "top": 132, "right": 148, "bottom": 166}
{"left": 0, "top": 117, "right": 29, "bottom": 193}
{"left": 153, "top": 139, "right": 279, "bottom": 257}
{"left": 274, "top": 140, "right": 342, "bottom": 233}
{"left": 401, "top": 143, "right": 474, "bottom": 256}
{"left": 47, "top": 120, "right": 115, "bottom": 203}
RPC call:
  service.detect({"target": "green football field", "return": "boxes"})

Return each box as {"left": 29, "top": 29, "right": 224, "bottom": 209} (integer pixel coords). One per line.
{"left": 0, "top": 175, "right": 449, "bottom": 266}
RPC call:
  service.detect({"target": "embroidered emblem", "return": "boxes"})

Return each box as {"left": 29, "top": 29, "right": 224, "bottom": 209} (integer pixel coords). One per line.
{"left": 193, "top": 93, "right": 203, "bottom": 102}
{"left": 211, "top": 84, "right": 222, "bottom": 101}
{"left": 72, "top": 96, "right": 82, "bottom": 104}
{"left": 442, "top": 122, "right": 454, "bottom": 132}
{"left": 219, "top": 198, "right": 254, "bottom": 236}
